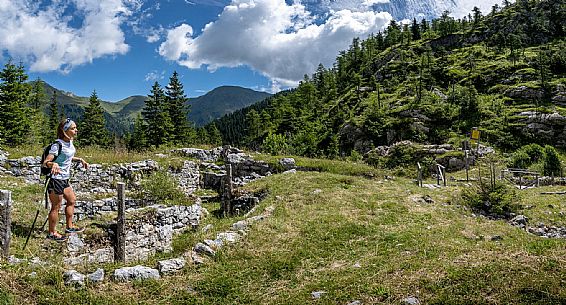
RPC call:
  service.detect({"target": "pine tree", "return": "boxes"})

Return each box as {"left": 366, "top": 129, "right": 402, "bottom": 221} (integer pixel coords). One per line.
{"left": 30, "top": 78, "right": 46, "bottom": 109}
{"left": 27, "top": 78, "right": 48, "bottom": 145}
{"left": 196, "top": 127, "right": 209, "bottom": 145}
{"left": 411, "top": 18, "right": 421, "bottom": 41}
{"left": 142, "top": 82, "right": 172, "bottom": 147}
{"left": 165, "top": 71, "right": 193, "bottom": 145}
{"left": 206, "top": 123, "right": 222, "bottom": 146}
{"left": 0, "top": 60, "right": 31, "bottom": 146}
{"left": 128, "top": 113, "right": 147, "bottom": 150}
{"left": 80, "top": 90, "right": 110, "bottom": 147}
{"left": 48, "top": 91, "right": 59, "bottom": 135}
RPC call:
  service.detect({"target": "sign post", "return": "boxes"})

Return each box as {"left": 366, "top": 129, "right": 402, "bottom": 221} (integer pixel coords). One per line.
{"left": 471, "top": 128, "right": 482, "bottom": 184}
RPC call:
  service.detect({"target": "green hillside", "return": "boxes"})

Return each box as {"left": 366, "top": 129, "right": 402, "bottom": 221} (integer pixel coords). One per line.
{"left": 37, "top": 83, "right": 270, "bottom": 134}
{"left": 215, "top": 0, "right": 566, "bottom": 157}
{"left": 189, "top": 86, "right": 271, "bottom": 127}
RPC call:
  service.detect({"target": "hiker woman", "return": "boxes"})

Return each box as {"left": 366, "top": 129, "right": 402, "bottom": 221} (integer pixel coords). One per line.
{"left": 42, "top": 118, "right": 89, "bottom": 241}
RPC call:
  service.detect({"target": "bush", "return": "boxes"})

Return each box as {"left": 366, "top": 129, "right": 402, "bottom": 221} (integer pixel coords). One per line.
{"left": 543, "top": 145, "right": 562, "bottom": 177}
{"left": 262, "top": 133, "right": 290, "bottom": 156}
{"left": 462, "top": 181, "right": 518, "bottom": 218}
{"left": 508, "top": 143, "right": 544, "bottom": 169}
{"left": 140, "top": 170, "right": 186, "bottom": 204}
{"left": 385, "top": 141, "right": 420, "bottom": 168}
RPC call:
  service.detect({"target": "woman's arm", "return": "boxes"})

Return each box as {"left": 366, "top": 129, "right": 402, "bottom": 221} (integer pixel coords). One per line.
{"left": 44, "top": 154, "right": 62, "bottom": 175}
{"left": 72, "top": 156, "right": 89, "bottom": 169}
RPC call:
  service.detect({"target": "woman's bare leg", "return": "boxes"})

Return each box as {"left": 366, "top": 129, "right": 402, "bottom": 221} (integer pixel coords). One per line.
{"left": 63, "top": 187, "right": 77, "bottom": 229}
{"left": 48, "top": 191, "right": 63, "bottom": 236}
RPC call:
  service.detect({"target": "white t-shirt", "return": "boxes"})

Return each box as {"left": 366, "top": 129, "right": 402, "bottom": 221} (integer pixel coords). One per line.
{"left": 48, "top": 139, "right": 76, "bottom": 180}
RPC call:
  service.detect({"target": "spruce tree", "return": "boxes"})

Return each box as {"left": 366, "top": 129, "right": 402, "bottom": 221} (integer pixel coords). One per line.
{"left": 48, "top": 91, "right": 59, "bottom": 135}
{"left": 0, "top": 60, "right": 31, "bottom": 146}
{"left": 142, "top": 82, "right": 172, "bottom": 147}
{"left": 80, "top": 90, "right": 109, "bottom": 147}
{"left": 196, "top": 127, "right": 209, "bottom": 145}
{"left": 206, "top": 123, "right": 222, "bottom": 146}
{"left": 165, "top": 71, "right": 193, "bottom": 145}
{"left": 128, "top": 113, "right": 147, "bottom": 150}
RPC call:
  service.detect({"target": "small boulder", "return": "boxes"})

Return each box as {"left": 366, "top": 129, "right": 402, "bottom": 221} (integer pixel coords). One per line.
{"left": 64, "top": 270, "right": 85, "bottom": 287}
{"left": 157, "top": 258, "right": 186, "bottom": 274}
{"left": 113, "top": 265, "right": 160, "bottom": 282}
{"left": 87, "top": 268, "right": 105, "bottom": 284}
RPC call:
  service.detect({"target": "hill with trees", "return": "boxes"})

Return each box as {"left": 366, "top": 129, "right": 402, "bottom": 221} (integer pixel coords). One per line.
{"left": 214, "top": 0, "right": 565, "bottom": 160}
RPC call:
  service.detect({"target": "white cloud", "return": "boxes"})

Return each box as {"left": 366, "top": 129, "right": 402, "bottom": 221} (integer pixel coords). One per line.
{"left": 144, "top": 70, "right": 165, "bottom": 82}
{"left": 451, "top": 0, "right": 514, "bottom": 18}
{"left": 0, "top": 0, "right": 133, "bottom": 73}
{"left": 362, "top": 0, "right": 390, "bottom": 7}
{"left": 158, "top": 0, "right": 392, "bottom": 86}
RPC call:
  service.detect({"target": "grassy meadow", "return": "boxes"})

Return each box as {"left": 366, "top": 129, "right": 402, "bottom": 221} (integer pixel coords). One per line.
{"left": 0, "top": 147, "right": 565, "bottom": 304}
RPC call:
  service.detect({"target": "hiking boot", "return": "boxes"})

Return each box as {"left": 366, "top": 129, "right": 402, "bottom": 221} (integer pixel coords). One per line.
{"left": 65, "top": 227, "right": 85, "bottom": 234}
{"left": 46, "top": 233, "right": 67, "bottom": 242}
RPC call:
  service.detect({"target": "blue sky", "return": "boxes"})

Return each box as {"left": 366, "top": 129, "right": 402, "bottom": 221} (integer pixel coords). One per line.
{"left": 0, "top": 0, "right": 504, "bottom": 102}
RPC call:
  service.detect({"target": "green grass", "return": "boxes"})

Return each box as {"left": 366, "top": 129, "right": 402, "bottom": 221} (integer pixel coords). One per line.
{"left": 1, "top": 152, "right": 566, "bottom": 304}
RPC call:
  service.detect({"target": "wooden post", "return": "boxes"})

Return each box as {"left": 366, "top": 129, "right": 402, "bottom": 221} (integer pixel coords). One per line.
{"left": 0, "top": 190, "right": 11, "bottom": 258}
{"left": 116, "top": 183, "right": 126, "bottom": 263}
{"left": 221, "top": 164, "right": 233, "bottom": 216}
{"left": 465, "top": 150, "right": 469, "bottom": 182}
{"left": 417, "top": 162, "right": 422, "bottom": 187}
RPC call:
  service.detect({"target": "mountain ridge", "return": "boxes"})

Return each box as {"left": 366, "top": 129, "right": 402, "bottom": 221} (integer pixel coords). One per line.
{"left": 38, "top": 82, "right": 271, "bottom": 133}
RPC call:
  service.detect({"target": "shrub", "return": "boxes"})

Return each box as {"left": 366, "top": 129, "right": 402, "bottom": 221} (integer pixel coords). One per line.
{"left": 262, "top": 133, "right": 290, "bottom": 155}
{"left": 508, "top": 143, "right": 544, "bottom": 169}
{"left": 140, "top": 170, "right": 186, "bottom": 204}
{"left": 462, "top": 180, "right": 518, "bottom": 218}
{"left": 385, "top": 141, "right": 420, "bottom": 168}
{"left": 543, "top": 145, "right": 562, "bottom": 177}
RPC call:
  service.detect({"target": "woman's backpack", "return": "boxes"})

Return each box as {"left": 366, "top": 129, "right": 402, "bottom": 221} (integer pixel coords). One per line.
{"left": 40, "top": 141, "right": 62, "bottom": 177}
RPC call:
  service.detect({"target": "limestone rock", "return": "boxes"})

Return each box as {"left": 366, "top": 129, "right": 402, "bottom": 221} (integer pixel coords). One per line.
{"left": 157, "top": 258, "right": 186, "bottom": 274}
{"left": 113, "top": 265, "right": 160, "bottom": 282}
{"left": 64, "top": 270, "right": 85, "bottom": 287}
{"left": 194, "top": 242, "right": 216, "bottom": 257}
{"left": 87, "top": 268, "right": 105, "bottom": 283}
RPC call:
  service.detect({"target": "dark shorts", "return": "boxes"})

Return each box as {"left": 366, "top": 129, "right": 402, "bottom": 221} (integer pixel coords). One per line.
{"left": 47, "top": 178, "right": 71, "bottom": 195}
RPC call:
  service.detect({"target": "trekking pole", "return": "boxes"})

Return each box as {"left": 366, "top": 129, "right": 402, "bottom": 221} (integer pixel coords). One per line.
{"left": 39, "top": 177, "right": 52, "bottom": 234}
{"left": 23, "top": 177, "right": 51, "bottom": 251}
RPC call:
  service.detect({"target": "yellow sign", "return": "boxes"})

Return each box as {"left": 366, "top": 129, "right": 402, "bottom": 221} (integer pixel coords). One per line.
{"left": 471, "top": 129, "right": 480, "bottom": 140}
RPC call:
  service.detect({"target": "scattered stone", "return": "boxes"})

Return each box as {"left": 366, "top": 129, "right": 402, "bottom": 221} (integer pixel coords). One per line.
{"left": 353, "top": 262, "right": 361, "bottom": 268}
{"left": 201, "top": 224, "right": 213, "bottom": 233}
{"left": 279, "top": 158, "right": 296, "bottom": 170}
{"left": 402, "top": 296, "right": 420, "bottom": 305}
{"left": 194, "top": 242, "right": 216, "bottom": 257}
{"left": 30, "top": 257, "right": 47, "bottom": 268}
{"left": 231, "top": 220, "right": 249, "bottom": 231}
{"left": 510, "top": 215, "right": 528, "bottom": 228}
{"left": 312, "top": 189, "right": 322, "bottom": 195}
{"left": 203, "top": 239, "right": 220, "bottom": 249}
{"left": 187, "top": 251, "right": 205, "bottom": 265}
{"left": 8, "top": 255, "right": 26, "bottom": 265}
{"left": 64, "top": 270, "right": 85, "bottom": 287}
{"left": 282, "top": 169, "right": 296, "bottom": 174}
{"left": 67, "top": 234, "right": 85, "bottom": 253}
{"left": 347, "top": 301, "right": 361, "bottom": 305}
{"left": 87, "top": 268, "right": 105, "bottom": 284}
{"left": 113, "top": 265, "right": 160, "bottom": 282}
{"left": 157, "top": 258, "right": 186, "bottom": 274}
{"left": 311, "top": 291, "right": 326, "bottom": 299}
{"left": 490, "top": 235, "right": 503, "bottom": 241}
{"left": 28, "top": 272, "right": 37, "bottom": 278}
{"left": 216, "top": 232, "right": 241, "bottom": 246}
